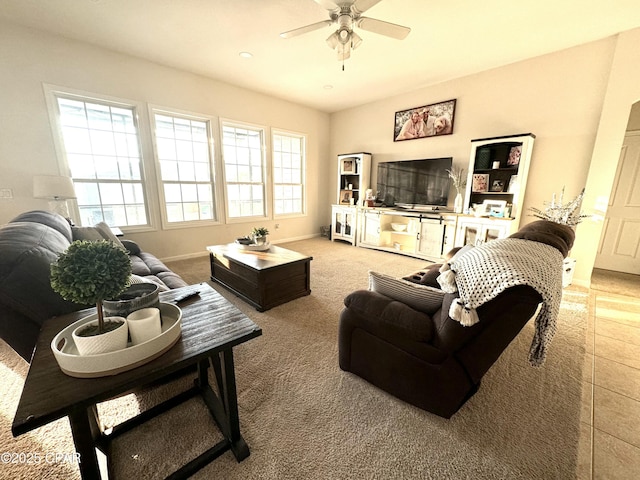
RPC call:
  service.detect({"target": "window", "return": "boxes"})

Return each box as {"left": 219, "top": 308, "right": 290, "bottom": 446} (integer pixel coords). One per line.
{"left": 221, "top": 122, "right": 266, "bottom": 219}
{"left": 54, "top": 94, "right": 148, "bottom": 227}
{"left": 272, "top": 131, "right": 305, "bottom": 216}
{"left": 152, "top": 111, "right": 216, "bottom": 224}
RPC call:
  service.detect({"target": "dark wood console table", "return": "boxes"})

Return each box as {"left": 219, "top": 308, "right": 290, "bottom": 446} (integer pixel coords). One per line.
{"left": 11, "top": 283, "right": 261, "bottom": 479}
{"left": 207, "top": 244, "right": 312, "bottom": 311}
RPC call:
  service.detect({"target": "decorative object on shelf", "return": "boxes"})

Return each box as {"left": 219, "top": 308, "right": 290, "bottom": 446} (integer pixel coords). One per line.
{"left": 507, "top": 175, "right": 519, "bottom": 193}
{"left": 340, "top": 157, "right": 356, "bottom": 174}
{"left": 491, "top": 179, "right": 505, "bottom": 192}
{"left": 476, "top": 148, "right": 491, "bottom": 169}
{"left": 340, "top": 189, "right": 353, "bottom": 204}
{"left": 492, "top": 161, "right": 501, "bottom": 169}
{"left": 50, "top": 240, "right": 132, "bottom": 356}
{"left": 446, "top": 167, "right": 466, "bottom": 214}
{"left": 483, "top": 199, "right": 507, "bottom": 217}
{"left": 394, "top": 99, "right": 456, "bottom": 141}
{"left": 529, "top": 187, "right": 589, "bottom": 227}
{"left": 472, "top": 173, "right": 489, "bottom": 193}
{"left": 507, "top": 146, "right": 522, "bottom": 166}
{"left": 251, "top": 227, "right": 270, "bottom": 245}
{"left": 391, "top": 223, "right": 407, "bottom": 232}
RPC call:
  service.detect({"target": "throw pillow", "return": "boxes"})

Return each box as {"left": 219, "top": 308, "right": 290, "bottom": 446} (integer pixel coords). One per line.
{"left": 94, "top": 222, "right": 125, "bottom": 249}
{"left": 368, "top": 270, "right": 445, "bottom": 314}
{"left": 130, "top": 274, "right": 170, "bottom": 292}
{"left": 71, "top": 226, "right": 104, "bottom": 242}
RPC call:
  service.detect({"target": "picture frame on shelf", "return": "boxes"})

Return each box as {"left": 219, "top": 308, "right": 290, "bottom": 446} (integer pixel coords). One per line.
{"left": 482, "top": 199, "right": 507, "bottom": 217}
{"left": 339, "top": 189, "right": 353, "bottom": 205}
{"left": 491, "top": 179, "right": 505, "bottom": 192}
{"left": 507, "top": 175, "right": 519, "bottom": 193}
{"left": 507, "top": 146, "right": 522, "bottom": 166}
{"left": 340, "top": 158, "right": 357, "bottom": 174}
{"left": 472, "top": 173, "right": 489, "bottom": 192}
{"left": 393, "top": 99, "right": 456, "bottom": 141}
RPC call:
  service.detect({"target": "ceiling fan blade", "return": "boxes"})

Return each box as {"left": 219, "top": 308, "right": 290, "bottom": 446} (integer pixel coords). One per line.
{"left": 352, "top": 0, "right": 383, "bottom": 15}
{"left": 357, "top": 17, "right": 411, "bottom": 40}
{"left": 280, "top": 20, "right": 333, "bottom": 39}
{"left": 313, "top": 0, "right": 340, "bottom": 11}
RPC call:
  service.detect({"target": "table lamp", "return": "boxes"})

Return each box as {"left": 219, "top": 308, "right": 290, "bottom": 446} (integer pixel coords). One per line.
{"left": 33, "top": 175, "right": 77, "bottom": 220}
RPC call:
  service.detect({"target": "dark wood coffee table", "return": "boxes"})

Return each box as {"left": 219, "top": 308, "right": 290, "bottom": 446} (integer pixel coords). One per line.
{"left": 11, "top": 283, "right": 261, "bottom": 480}
{"left": 207, "top": 244, "right": 312, "bottom": 311}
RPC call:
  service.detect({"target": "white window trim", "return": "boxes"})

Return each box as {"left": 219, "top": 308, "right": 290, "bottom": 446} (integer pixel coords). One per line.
{"left": 220, "top": 118, "right": 270, "bottom": 224}
{"left": 271, "top": 128, "right": 307, "bottom": 219}
{"left": 148, "top": 104, "right": 223, "bottom": 229}
{"left": 43, "top": 83, "right": 158, "bottom": 233}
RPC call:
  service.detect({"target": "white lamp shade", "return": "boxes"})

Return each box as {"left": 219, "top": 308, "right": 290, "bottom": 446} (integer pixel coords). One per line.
{"left": 33, "top": 175, "right": 77, "bottom": 200}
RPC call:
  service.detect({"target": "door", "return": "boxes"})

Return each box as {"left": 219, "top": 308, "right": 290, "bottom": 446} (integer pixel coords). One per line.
{"left": 595, "top": 132, "right": 640, "bottom": 274}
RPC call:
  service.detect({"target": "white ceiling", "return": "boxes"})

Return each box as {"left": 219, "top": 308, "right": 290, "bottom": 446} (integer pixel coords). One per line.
{"left": 2, "top": 0, "right": 640, "bottom": 113}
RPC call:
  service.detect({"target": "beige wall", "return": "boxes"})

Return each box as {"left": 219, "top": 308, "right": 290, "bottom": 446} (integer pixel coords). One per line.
{"left": 0, "top": 21, "right": 331, "bottom": 260}
{"left": 573, "top": 28, "right": 640, "bottom": 282}
{"left": 330, "top": 32, "right": 640, "bottom": 286}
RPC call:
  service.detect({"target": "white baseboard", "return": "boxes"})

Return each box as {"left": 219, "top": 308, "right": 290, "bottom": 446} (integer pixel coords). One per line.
{"left": 159, "top": 233, "right": 321, "bottom": 263}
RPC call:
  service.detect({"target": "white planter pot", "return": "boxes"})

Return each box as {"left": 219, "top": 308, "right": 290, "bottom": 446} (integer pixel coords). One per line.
{"left": 72, "top": 317, "right": 128, "bottom": 356}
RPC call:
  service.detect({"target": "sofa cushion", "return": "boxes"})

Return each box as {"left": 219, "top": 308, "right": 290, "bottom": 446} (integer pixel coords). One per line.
{"left": 0, "top": 222, "right": 81, "bottom": 321}
{"left": 369, "top": 270, "right": 444, "bottom": 314}
{"left": 10, "top": 210, "right": 73, "bottom": 243}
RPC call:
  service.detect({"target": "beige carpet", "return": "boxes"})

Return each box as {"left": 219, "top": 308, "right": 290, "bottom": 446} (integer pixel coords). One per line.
{"left": 0, "top": 237, "right": 589, "bottom": 479}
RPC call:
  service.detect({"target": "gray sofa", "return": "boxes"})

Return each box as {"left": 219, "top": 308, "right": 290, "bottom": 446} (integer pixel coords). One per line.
{"left": 0, "top": 210, "right": 188, "bottom": 361}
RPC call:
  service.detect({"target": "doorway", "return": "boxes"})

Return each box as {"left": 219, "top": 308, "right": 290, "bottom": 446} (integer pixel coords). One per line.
{"left": 594, "top": 101, "right": 640, "bottom": 275}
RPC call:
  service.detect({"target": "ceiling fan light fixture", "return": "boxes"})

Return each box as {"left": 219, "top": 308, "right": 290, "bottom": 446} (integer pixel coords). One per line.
{"left": 351, "top": 31, "right": 362, "bottom": 49}
{"left": 326, "top": 32, "right": 339, "bottom": 49}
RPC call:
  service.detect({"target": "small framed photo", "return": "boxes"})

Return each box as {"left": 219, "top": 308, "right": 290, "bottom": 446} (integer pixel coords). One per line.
{"left": 482, "top": 199, "right": 507, "bottom": 217}
{"left": 490, "top": 179, "right": 505, "bottom": 192}
{"left": 507, "top": 175, "right": 518, "bottom": 193}
{"left": 472, "top": 173, "right": 489, "bottom": 192}
{"left": 339, "top": 189, "right": 353, "bottom": 205}
{"left": 340, "top": 158, "right": 356, "bottom": 174}
{"left": 507, "top": 146, "right": 522, "bottom": 166}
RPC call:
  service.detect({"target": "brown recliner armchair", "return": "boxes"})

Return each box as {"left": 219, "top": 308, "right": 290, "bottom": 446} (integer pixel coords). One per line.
{"left": 338, "top": 220, "right": 575, "bottom": 418}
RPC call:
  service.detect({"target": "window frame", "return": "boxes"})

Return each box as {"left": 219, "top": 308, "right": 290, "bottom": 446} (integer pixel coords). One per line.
{"left": 44, "top": 84, "right": 157, "bottom": 233}
{"left": 271, "top": 128, "right": 307, "bottom": 219}
{"left": 219, "top": 118, "right": 270, "bottom": 224}
{"left": 149, "top": 105, "right": 222, "bottom": 229}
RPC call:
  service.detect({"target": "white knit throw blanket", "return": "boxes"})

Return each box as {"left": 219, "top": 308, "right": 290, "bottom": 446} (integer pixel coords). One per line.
{"left": 437, "top": 238, "right": 564, "bottom": 366}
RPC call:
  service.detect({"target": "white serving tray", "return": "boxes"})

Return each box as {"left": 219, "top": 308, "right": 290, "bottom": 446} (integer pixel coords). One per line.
{"left": 51, "top": 302, "right": 182, "bottom": 378}
{"left": 234, "top": 241, "right": 271, "bottom": 251}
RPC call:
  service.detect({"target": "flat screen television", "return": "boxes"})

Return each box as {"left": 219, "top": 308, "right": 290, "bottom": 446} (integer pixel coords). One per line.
{"left": 376, "top": 157, "right": 452, "bottom": 209}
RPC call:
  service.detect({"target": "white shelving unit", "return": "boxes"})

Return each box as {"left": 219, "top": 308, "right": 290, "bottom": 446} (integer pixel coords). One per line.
{"left": 332, "top": 153, "right": 371, "bottom": 245}
{"left": 461, "top": 133, "right": 535, "bottom": 243}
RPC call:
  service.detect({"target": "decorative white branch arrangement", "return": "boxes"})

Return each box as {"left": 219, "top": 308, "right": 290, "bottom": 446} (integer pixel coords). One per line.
{"left": 529, "top": 187, "right": 590, "bottom": 227}
{"left": 446, "top": 167, "right": 466, "bottom": 194}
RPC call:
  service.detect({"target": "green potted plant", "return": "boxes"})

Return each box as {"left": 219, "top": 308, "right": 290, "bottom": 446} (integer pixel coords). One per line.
{"left": 50, "top": 240, "right": 132, "bottom": 355}
{"left": 251, "top": 227, "right": 269, "bottom": 245}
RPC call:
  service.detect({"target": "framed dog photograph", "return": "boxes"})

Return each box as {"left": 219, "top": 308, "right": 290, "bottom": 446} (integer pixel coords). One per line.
{"left": 393, "top": 99, "right": 456, "bottom": 142}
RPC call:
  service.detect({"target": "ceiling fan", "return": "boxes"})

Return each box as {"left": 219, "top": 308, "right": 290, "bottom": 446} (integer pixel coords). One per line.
{"left": 280, "top": 0, "right": 411, "bottom": 66}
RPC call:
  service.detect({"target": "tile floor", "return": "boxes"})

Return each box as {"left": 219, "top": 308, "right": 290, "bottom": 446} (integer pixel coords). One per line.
{"left": 578, "top": 269, "right": 640, "bottom": 479}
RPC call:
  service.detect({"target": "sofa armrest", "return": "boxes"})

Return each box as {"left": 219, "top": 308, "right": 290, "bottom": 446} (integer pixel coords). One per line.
{"left": 343, "top": 290, "right": 435, "bottom": 342}
{"left": 120, "top": 239, "right": 141, "bottom": 255}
